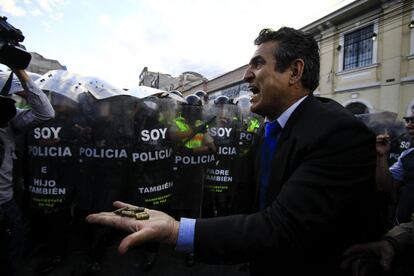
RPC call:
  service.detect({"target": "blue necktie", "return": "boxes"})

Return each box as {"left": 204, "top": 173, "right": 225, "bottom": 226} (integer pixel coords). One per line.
{"left": 259, "top": 121, "right": 281, "bottom": 210}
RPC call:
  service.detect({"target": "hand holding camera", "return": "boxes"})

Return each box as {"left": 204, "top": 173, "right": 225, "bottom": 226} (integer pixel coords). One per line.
{"left": 0, "top": 16, "right": 31, "bottom": 69}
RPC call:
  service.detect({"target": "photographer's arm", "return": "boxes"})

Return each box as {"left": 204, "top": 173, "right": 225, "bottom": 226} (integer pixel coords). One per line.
{"left": 13, "top": 69, "right": 29, "bottom": 83}
{"left": 11, "top": 69, "right": 55, "bottom": 131}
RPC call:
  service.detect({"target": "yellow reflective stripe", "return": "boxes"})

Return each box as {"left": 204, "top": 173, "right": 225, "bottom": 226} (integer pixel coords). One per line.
{"left": 195, "top": 120, "right": 203, "bottom": 127}
{"left": 185, "top": 133, "right": 203, "bottom": 149}
{"left": 175, "top": 117, "right": 190, "bottom": 132}
{"left": 247, "top": 118, "right": 260, "bottom": 132}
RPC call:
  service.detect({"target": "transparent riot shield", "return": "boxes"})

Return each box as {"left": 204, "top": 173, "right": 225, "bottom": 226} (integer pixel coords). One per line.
{"left": 233, "top": 95, "right": 263, "bottom": 213}
{"left": 202, "top": 102, "right": 240, "bottom": 217}
{"left": 356, "top": 110, "right": 413, "bottom": 228}
{"left": 235, "top": 95, "right": 263, "bottom": 155}
{"left": 388, "top": 121, "right": 411, "bottom": 165}
{"left": 356, "top": 111, "right": 410, "bottom": 165}
{"left": 127, "top": 96, "right": 176, "bottom": 212}
{"left": 35, "top": 70, "right": 125, "bottom": 101}
{"left": 170, "top": 101, "right": 216, "bottom": 219}
{"left": 25, "top": 91, "right": 80, "bottom": 212}
{"left": 127, "top": 85, "right": 166, "bottom": 99}
{"left": 75, "top": 94, "right": 133, "bottom": 214}
{"left": 35, "top": 70, "right": 89, "bottom": 101}
{"left": 81, "top": 76, "right": 125, "bottom": 99}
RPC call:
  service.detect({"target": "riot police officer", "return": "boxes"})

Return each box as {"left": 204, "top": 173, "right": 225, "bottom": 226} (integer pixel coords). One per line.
{"left": 25, "top": 92, "right": 79, "bottom": 275}
{"left": 72, "top": 94, "right": 131, "bottom": 276}
{"left": 128, "top": 94, "right": 176, "bottom": 272}
{"left": 194, "top": 90, "right": 209, "bottom": 106}
{"left": 170, "top": 94, "right": 215, "bottom": 266}
{"left": 202, "top": 95, "right": 240, "bottom": 217}
{"left": 232, "top": 95, "right": 262, "bottom": 214}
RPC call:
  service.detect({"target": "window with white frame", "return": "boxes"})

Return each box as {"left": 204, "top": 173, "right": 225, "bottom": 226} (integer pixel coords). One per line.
{"left": 343, "top": 24, "right": 374, "bottom": 70}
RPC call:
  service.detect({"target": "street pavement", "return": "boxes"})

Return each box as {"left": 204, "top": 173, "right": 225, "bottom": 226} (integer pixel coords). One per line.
{"left": 23, "top": 224, "right": 249, "bottom": 276}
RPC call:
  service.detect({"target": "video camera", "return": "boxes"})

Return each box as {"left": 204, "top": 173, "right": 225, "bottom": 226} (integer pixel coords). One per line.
{"left": 0, "top": 16, "right": 31, "bottom": 69}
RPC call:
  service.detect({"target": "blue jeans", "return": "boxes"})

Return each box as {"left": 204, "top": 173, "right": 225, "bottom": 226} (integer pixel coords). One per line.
{"left": 1, "top": 198, "right": 24, "bottom": 276}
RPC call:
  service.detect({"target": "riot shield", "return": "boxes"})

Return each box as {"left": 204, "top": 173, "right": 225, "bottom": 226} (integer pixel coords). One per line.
{"left": 35, "top": 70, "right": 89, "bottom": 102}
{"left": 127, "top": 85, "right": 166, "bottom": 99}
{"left": 170, "top": 101, "right": 216, "bottom": 218}
{"left": 127, "top": 96, "right": 176, "bottom": 212}
{"left": 235, "top": 95, "right": 262, "bottom": 156}
{"left": 388, "top": 121, "right": 411, "bottom": 165}
{"left": 358, "top": 110, "right": 394, "bottom": 130}
{"left": 25, "top": 92, "right": 80, "bottom": 212}
{"left": 81, "top": 75, "right": 125, "bottom": 99}
{"left": 232, "top": 95, "right": 263, "bottom": 213}
{"left": 24, "top": 91, "right": 82, "bottom": 260}
{"left": 356, "top": 111, "right": 411, "bottom": 165}
{"left": 75, "top": 94, "right": 133, "bottom": 214}
{"left": 35, "top": 70, "right": 126, "bottom": 101}
{"left": 203, "top": 102, "right": 240, "bottom": 217}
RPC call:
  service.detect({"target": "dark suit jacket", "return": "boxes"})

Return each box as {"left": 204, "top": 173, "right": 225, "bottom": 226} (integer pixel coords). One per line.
{"left": 194, "top": 95, "right": 386, "bottom": 276}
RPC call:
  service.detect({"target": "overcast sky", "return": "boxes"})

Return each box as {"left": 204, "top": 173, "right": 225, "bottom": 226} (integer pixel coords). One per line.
{"left": 1, "top": 0, "right": 354, "bottom": 89}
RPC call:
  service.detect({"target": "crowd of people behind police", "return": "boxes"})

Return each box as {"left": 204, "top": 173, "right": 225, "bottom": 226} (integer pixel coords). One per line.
{"left": 1, "top": 75, "right": 265, "bottom": 276}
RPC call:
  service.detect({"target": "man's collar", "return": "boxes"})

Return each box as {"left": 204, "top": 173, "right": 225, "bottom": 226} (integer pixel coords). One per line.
{"left": 265, "top": 95, "right": 308, "bottom": 128}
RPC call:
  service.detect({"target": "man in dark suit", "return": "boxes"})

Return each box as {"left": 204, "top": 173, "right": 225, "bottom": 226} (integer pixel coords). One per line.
{"left": 86, "top": 27, "right": 385, "bottom": 275}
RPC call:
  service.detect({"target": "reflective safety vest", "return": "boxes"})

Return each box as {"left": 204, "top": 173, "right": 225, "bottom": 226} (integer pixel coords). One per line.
{"left": 247, "top": 117, "right": 260, "bottom": 132}
{"left": 185, "top": 133, "right": 203, "bottom": 149}
{"left": 174, "top": 116, "right": 204, "bottom": 149}
{"left": 175, "top": 116, "right": 190, "bottom": 132}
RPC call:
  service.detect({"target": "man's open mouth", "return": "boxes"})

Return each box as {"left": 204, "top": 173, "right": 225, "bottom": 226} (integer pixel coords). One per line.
{"left": 248, "top": 85, "right": 259, "bottom": 94}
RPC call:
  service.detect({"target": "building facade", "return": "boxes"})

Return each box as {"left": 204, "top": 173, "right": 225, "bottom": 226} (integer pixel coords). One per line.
{"left": 302, "top": 0, "right": 414, "bottom": 117}
{"left": 182, "top": 64, "right": 249, "bottom": 100}
{"left": 184, "top": 0, "right": 414, "bottom": 119}
{"left": 27, "top": 52, "right": 66, "bottom": 75}
{"left": 139, "top": 67, "right": 178, "bottom": 91}
{"left": 139, "top": 67, "right": 208, "bottom": 92}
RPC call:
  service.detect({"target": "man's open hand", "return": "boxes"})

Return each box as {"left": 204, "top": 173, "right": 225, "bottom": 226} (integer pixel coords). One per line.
{"left": 86, "top": 201, "right": 179, "bottom": 254}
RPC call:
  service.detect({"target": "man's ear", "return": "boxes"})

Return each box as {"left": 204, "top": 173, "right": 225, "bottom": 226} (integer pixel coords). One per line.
{"left": 288, "top": 59, "right": 304, "bottom": 85}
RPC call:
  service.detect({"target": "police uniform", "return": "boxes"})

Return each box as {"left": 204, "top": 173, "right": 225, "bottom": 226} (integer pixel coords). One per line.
{"left": 203, "top": 114, "right": 239, "bottom": 217}
{"left": 72, "top": 96, "right": 131, "bottom": 275}
{"left": 171, "top": 114, "right": 212, "bottom": 218}
{"left": 390, "top": 148, "right": 414, "bottom": 223}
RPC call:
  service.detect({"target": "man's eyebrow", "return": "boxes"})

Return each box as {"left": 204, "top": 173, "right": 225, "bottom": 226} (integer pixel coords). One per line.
{"left": 249, "top": 55, "right": 264, "bottom": 65}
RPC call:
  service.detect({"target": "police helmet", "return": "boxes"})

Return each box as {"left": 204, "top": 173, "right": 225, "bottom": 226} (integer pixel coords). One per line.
{"left": 213, "top": 95, "right": 230, "bottom": 105}
{"left": 161, "top": 90, "right": 186, "bottom": 103}
{"left": 233, "top": 95, "right": 251, "bottom": 105}
{"left": 194, "top": 90, "right": 208, "bottom": 100}
{"left": 143, "top": 95, "right": 159, "bottom": 108}
{"left": 170, "top": 90, "right": 184, "bottom": 98}
{"left": 185, "top": 94, "right": 202, "bottom": 106}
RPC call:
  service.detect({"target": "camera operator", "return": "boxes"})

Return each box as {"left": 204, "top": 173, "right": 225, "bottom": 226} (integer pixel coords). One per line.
{"left": 0, "top": 68, "right": 55, "bottom": 276}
